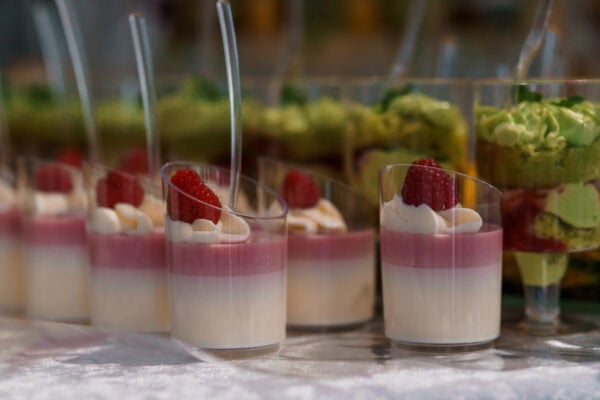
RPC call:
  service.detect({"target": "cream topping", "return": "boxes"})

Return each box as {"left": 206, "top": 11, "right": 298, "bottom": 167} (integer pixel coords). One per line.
{"left": 382, "top": 194, "right": 482, "bottom": 234}
{"left": 166, "top": 207, "right": 251, "bottom": 244}
{"left": 88, "top": 194, "right": 164, "bottom": 235}
{"left": 288, "top": 198, "right": 347, "bottom": 233}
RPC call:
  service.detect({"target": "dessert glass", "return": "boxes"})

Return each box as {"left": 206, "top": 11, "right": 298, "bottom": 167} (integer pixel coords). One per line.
{"left": 344, "top": 78, "right": 473, "bottom": 207}
{"left": 20, "top": 157, "right": 89, "bottom": 323}
{"left": 161, "top": 161, "right": 288, "bottom": 356}
{"left": 0, "top": 168, "right": 25, "bottom": 315}
{"left": 86, "top": 165, "right": 169, "bottom": 332}
{"left": 379, "top": 163, "right": 503, "bottom": 348}
{"left": 475, "top": 79, "right": 600, "bottom": 334}
{"left": 259, "top": 158, "right": 376, "bottom": 330}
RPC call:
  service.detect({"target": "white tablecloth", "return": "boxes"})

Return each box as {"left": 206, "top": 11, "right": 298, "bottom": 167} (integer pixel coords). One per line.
{"left": 1, "top": 316, "right": 599, "bottom": 400}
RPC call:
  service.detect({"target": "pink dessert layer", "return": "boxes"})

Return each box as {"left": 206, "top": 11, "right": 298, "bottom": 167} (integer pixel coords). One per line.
{"left": 23, "top": 214, "right": 87, "bottom": 247}
{"left": 170, "top": 234, "right": 286, "bottom": 276}
{"left": 381, "top": 224, "right": 502, "bottom": 269}
{"left": 89, "top": 231, "right": 166, "bottom": 271}
{"left": 0, "top": 207, "right": 21, "bottom": 237}
{"left": 288, "top": 229, "right": 375, "bottom": 262}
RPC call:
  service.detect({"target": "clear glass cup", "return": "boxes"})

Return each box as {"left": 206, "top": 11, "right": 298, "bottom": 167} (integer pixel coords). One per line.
{"left": 161, "top": 161, "right": 288, "bottom": 357}
{"left": 86, "top": 164, "right": 169, "bottom": 332}
{"left": 19, "top": 157, "right": 89, "bottom": 323}
{"left": 343, "top": 78, "right": 474, "bottom": 207}
{"left": 259, "top": 157, "right": 376, "bottom": 330}
{"left": 475, "top": 79, "right": 600, "bottom": 334}
{"left": 0, "top": 167, "right": 25, "bottom": 315}
{"left": 379, "top": 163, "right": 503, "bottom": 348}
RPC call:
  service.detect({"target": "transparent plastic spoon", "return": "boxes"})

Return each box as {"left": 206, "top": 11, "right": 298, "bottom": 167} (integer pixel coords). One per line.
{"left": 31, "top": 0, "right": 67, "bottom": 99}
{"left": 269, "top": 0, "right": 304, "bottom": 105}
{"left": 388, "top": 0, "right": 428, "bottom": 81}
{"left": 540, "top": 26, "right": 560, "bottom": 77}
{"left": 55, "top": 0, "right": 100, "bottom": 163}
{"left": 0, "top": 68, "right": 9, "bottom": 170}
{"left": 129, "top": 13, "right": 160, "bottom": 179}
{"left": 514, "top": 0, "right": 555, "bottom": 79}
{"left": 216, "top": 0, "right": 242, "bottom": 209}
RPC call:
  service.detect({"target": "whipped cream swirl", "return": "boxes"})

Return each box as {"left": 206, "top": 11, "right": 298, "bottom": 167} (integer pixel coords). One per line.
{"left": 89, "top": 194, "right": 163, "bottom": 235}
{"left": 288, "top": 198, "right": 347, "bottom": 233}
{"left": 382, "top": 194, "right": 482, "bottom": 234}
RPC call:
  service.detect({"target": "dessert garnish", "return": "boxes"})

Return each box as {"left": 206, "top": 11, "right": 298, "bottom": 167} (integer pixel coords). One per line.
{"left": 96, "top": 171, "right": 144, "bottom": 209}
{"left": 383, "top": 158, "right": 481, "bottom": 234}
{"left": 168, "top": 169, "right": 222, "bottom": 224}
{"left": 118, "top": 148, "right": 150, "bottom": 175}
{"left": 282, "top": 170, "right": 320, "bottom": 209}
{"left": 57, "top": 148, "right": 84, "bottom": 168}
{"left": 165, "top": 168, "right": 249, "bottom": 243}
{"left": 401, "top": 158, "right": 457, "bottom": 211}
{"left": 35, "top": 164, "right": 73, "bottom": 193}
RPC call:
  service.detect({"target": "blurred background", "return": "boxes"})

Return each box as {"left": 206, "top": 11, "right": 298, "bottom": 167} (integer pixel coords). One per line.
{"left": 3, "top": 0, "right": 600, "bottom": 83}
{"left": 0, "top": 0, "right": 598, "bottom": 304}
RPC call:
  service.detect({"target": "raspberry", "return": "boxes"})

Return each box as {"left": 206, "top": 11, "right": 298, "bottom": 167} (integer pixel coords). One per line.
{"left": 281, "top": 170, "right": 320, "bottom": 209}
{"left": 118, "top": 148, "right": 149, "bottom": 175}
{"left": 502, "top": 189, "right": 567, "bottom": 252}
{"left": 96, "top": 170, "right": 144, "bottom": 208}
{"left": 56, "top": 148, "right": 84, "bottom": 168}
{"left": 35, "top": 164, "right": 73, "bottom": 193}
{"left": 400, "top": 158, "right": 457, "bottom": 211}
{"left": 168, "top": 169, "right": 222, "bottom": 224}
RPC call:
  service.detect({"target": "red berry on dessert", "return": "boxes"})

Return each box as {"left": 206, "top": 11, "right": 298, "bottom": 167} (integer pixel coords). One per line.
{"left": 56, "top": 148, "right": 84, "bottom": 168}
{"left": 96, "top": 170, "right": 144, "bottom": 208}
{"left": 401, "top": 158, "right": 458, "bottom": 212}
{"left": 35, "top": 164, "right": 73, "bottom": 193}
{"left": 168, "top": 169, "right": 222, "bottom": 224}
{"left": 118, "top": 148, "right": 150, "bottom": 175}
{"left": 282, "top": 170, "right": 320, "bottom": 209}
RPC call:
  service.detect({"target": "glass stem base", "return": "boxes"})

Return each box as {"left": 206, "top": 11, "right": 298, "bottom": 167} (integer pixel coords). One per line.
{"left": 523, "top": 283, "right": 560, "bottom": 325}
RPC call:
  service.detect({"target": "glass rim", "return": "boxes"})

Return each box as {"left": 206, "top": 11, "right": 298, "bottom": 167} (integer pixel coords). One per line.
{"left": 344, "top": 77, "right": 472, "bottom": 87}
{"left": 474, "top": 78, "right": 600, "bottom": 87}
{"left": 378, "top": 163, "right": 503, "bottom": 199}
{"left": 85, "top": 162, "right": 160, "bottom": 184}
{"left": 161, "top": 161, "right": 289, "bottom": 221}
{"left": 19, "top": 155, "right": 82, "bottom": 175}
{"left": 258, "top": 156, "right": 371, "bottom": 204}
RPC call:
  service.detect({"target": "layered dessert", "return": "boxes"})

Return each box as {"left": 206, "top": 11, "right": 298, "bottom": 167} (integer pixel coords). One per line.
{"left": 0, "top": 176, "right": 25, "bottom": 314}
{"left": 88, "top": 170, "right": 168, "bottom": 332}
{"left": 281, "top": 169, "right": 375, "bottom": 328}
{"left": 23, "top": 162, "right": 89, "bottom": 322}
{"left": 350, "top": 85, "right": 468, "bottom": 206}
{"left": 380, "top": 159, "right": 502, "bottom": 345}
{"left": 476, "top": 89, "right": 600, "bottom": 298}
{"left": 165, "top": 168, "right": 286, "bottom": 350}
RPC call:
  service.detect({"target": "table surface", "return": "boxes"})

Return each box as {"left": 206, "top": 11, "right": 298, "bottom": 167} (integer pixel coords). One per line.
{"left": 0, "top": 314, "right": 599, "bottom": 400}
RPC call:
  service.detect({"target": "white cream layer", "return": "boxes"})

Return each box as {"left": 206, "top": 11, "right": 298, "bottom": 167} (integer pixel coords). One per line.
{"left": 382, "top": 263, "right": 501, "bottom": 344}
{"left": 26, "top": 245, "right": 90, "bottom": 322}
{"left": 287, "top": 255, "right": 374, "bottom": 327}
{"left": 0, "top": 238, "right": 25, "bottom": 313}
{"left": 91, "top": 268, "right": 169, "bottom": 332}
{"left": 170, "top": 271, "right": 286, "bottom": 349}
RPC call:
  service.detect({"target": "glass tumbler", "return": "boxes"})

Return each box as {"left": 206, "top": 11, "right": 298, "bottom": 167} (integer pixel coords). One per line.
{"left": 259, "top": 157, "right": 376, "bottom": 330}
{"left": 379, "top": 163, "right": 503, "bottom": 348}
{"left": 20, "top": 157, "right": 89, "bottom": 323}
{"left": 162, "top": 161, "right": 288, "bottom": 356}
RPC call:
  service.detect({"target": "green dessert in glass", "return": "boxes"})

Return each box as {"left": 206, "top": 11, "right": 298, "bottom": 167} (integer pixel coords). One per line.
{"left": 346, "top": 80, "right": 470, "bottom": 206}
{"left": 475, "top": 81, "right": 600, "bottom": 333}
